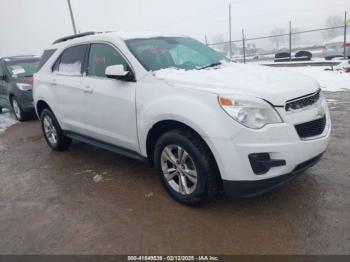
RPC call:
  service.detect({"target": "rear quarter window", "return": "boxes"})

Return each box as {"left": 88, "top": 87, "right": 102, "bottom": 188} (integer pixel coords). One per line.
{"left": 37, "top": 49, "right": 57, "bottom": 71}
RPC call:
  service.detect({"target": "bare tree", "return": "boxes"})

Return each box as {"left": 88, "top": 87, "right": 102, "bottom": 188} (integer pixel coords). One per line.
{"left": 323, "top": 15, "right": 343, "bottom": 40}
{"left": 269, "top": 28, "right": 288, "bottom": 50}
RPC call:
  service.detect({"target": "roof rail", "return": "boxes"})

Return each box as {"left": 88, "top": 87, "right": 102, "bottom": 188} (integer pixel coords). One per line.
{"left": 1, "top": 55, "right": 39, "bottom": 60}
{"left": 52, "top": 31, "right": 97, "bottom": 44}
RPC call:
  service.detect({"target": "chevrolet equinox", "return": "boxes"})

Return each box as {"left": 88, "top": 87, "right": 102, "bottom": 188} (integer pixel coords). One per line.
{"left": 33, "top": 32, "right": 331, "bottom": 205}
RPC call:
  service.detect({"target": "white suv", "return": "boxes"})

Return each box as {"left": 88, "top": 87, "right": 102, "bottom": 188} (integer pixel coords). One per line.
{"left": 34, "top": 32, "right": 331, "bottom": 205}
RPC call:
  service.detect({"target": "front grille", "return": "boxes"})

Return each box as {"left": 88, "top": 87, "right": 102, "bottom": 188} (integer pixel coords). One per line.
{"left": 295, "top": 116, "right": 326, "bottom": 138}
{"left": 285, "top": 89, "right": 321, "bottom": 112}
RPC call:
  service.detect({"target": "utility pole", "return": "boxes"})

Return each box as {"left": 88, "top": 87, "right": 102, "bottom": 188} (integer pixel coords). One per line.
{"left": 289, "top": 21, "right": 292, "bottom": 62}
{"left": 229, "top": 3, "right": 232, "bottom": 59}
{"left": 205, "top": 35, "right": 208, "bottom": 46}
{"left": 344, "top": 11, "right": 348, "bottom": 60}
{"left": 67, "top": 0, "right": 77, "bottom": 35}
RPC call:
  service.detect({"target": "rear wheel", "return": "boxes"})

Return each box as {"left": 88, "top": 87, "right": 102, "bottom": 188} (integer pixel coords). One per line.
{"left": 40, "top": 108, "right": 71, "bottom": 151}
{"left": 0, "top": 107, "right": 2, "bottom": 114}
{"left": 154, "top": 129, "right": 220, "bottom": 206}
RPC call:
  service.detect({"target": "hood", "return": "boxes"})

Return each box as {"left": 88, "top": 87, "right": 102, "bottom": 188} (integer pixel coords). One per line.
{"left": 154, "top": 63, "right": 320, "bottom": 106}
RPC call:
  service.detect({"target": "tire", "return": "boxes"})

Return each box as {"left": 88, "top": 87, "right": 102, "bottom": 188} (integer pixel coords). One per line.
{"left": 154, "top": 129, "right": 220, "bottom": 206}
{"left": 11, "top": 97, "right": 28, "bottom": 122}
{"left": 0, "top": 107, "right": 2, "bottom": 114}
{"left": 40, "top": 108, "right": 71, "bottom": 151}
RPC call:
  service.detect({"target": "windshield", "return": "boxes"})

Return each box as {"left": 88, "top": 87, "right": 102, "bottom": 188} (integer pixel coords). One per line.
{"left": 6, "top": 60, "right": 39, "bottom": 77}
{"left": 126, "top": 37, "right": 226, "bottom": 71}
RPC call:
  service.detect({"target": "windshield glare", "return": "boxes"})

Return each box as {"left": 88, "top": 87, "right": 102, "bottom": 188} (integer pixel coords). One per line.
{"left": 126, "top": 37, "right": 226, "bottom": 71}
{"left": 6, "top": 60, "right": 39, "bottom": 77}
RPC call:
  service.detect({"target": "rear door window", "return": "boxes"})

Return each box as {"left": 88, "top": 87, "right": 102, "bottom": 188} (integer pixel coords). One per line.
{"left": 57, "top": 45, "right": 88, "bottom": 75}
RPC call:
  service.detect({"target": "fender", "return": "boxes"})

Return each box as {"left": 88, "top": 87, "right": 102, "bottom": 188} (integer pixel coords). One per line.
{"left": 137, "top": 92, "right": 240, "bottom": 157}
{"left": 33, "top": 80, "right": 63, "bottom": 126}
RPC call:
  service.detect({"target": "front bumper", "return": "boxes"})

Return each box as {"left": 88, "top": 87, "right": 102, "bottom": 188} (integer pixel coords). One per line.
{"left": 206, "top": 98, "right": 331, "bottom": 197}
{"left": 222, "top": 153, "right": 324, "bottom": 197}
{"left": 209, "top": 116, "right": 330, "bottom": 181}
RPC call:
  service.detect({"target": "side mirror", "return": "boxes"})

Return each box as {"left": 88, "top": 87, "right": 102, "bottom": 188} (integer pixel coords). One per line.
{"left": 105, "top": 65, "right": 134, "bottom": 81}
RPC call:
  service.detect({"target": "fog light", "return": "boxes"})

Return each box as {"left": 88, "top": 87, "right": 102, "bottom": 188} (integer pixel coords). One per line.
{"left": 248, "top": 153, "right": 286, "bottom": 175}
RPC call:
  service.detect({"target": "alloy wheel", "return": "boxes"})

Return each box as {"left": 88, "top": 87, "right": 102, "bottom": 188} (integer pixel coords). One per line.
{"left": 43, "top": 115, "right": 58, "bottom": 145}
{"left": 160, "top": 145, "right": 198, "bottom": 195}
{"left": 12, "top": 99, "right": 21, "bottom": 120}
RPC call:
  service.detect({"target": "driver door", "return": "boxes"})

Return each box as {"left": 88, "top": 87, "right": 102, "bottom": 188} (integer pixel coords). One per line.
{"left": 82, "top": 43, "right": 139, "bottom": 152}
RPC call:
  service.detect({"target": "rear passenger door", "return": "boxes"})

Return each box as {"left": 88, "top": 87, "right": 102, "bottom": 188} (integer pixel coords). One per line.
{"left": 52, "top": 44, "right": 88, "bottom": 133}
{"left": 83, "top": 43, "right": 139, "bottom": 152}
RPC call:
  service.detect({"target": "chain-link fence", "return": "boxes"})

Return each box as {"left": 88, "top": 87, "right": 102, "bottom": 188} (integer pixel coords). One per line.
{"left": 208, "top": 18, "right": 349, "bottom": 63}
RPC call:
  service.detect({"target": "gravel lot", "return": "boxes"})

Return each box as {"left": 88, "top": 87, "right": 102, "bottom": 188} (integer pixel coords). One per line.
{"left": 0, "top": 92, "right": 349, "bottom": 255}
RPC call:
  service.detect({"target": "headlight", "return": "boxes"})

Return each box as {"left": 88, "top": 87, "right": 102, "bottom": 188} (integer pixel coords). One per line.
{"left": 16, "top": 83, "right": 32, "bottom": 91}
{"left": 218, "top": 95, "right": 282, "bottom": 129}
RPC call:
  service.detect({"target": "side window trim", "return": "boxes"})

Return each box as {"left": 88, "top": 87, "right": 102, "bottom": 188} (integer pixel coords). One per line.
{"left": 51, "top": 44, "right": 89, "bottom": 77}
{"left": 82, "top": 44, "right": 91, "bottom": 76}
{"left": 52, "top": 55, "right": 61, "bottom": 73}
{"left": 85, "top": 42, "right": 136, "bottom": 80}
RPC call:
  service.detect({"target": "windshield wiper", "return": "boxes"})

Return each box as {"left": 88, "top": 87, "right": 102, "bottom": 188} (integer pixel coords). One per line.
{"left": 198, "top": 62, "right": 222, "bottom": 70}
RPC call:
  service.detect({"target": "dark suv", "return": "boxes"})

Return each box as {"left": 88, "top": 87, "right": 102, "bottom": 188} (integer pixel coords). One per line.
{"left": 0, "top": 56, "right": 40, "bottom": 121}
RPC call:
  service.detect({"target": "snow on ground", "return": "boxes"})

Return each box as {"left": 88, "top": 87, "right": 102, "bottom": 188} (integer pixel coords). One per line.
{"left": 0, "top": 110, "right": 17, "bottom": 133}
{"left": 284, "top": 66, "right": 350, "bottom": 92}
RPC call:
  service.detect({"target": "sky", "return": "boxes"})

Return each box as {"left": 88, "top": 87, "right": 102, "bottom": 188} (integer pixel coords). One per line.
{"left": 0, "top": 0, "right": 349, "bottom": 57}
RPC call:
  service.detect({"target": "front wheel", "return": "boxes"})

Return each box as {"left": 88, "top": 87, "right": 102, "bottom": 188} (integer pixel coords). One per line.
{"left": 11, "top": 97, "right": 28, "bottom": 121}
{"left": 40, "top": 109, "right": 71, "bottom": 151}
{"left": 154, "top": 129, "right": 220, "bottom": 206}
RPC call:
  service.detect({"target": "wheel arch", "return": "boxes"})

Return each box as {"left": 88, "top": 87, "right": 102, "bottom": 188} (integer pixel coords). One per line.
{"left": 36, "top": 100, "right": 52, "bottom": 118}
{"left": 145, "top": 120, "right": 220, "bottom": 176}
{"left": 8, "top": 93, "right": 15, "bottom": 103}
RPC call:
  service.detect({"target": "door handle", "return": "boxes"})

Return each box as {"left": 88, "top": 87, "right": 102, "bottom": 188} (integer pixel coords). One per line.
{"left": 51, "top": 80, "right": 57, "bottom": 86}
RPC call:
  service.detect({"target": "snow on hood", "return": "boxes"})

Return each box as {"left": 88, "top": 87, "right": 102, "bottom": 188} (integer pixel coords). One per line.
{"left": 116, "top": 31, "right": 184, "bottom": 40}
{"left": 154, "top": 62, "right": 319, "bottom": 106}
